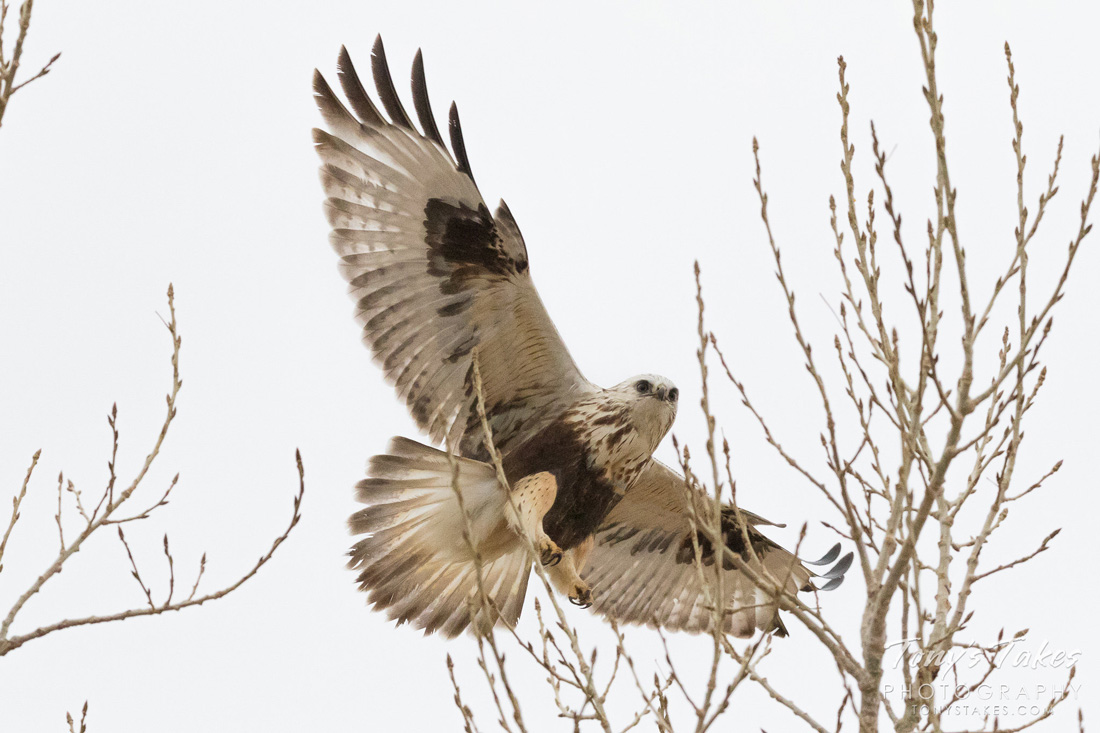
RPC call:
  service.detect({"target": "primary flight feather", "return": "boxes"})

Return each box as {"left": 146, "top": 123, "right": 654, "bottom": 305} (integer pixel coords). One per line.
{"left": 313, "top": 37, "right": 850, "bottom": 638}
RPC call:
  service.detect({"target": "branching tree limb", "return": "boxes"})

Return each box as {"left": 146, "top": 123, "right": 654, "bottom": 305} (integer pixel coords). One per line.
{"left": 0, "top": 286, "right": 305, "bottom": 658}
{"left": 437, "top": 3, "right": 1096, "bottom": 732}
{"left": 0, "top": 0, "right": 59, "bottom": 128}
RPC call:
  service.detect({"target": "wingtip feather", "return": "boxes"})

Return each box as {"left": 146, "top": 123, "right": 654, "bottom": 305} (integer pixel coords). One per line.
{"left": 805, "top": 542, "right": 842, "bottom": 566}
{"left": 337, "top": 44, "right": 385, "bottom": 126}
{"left": 411, "top": 48, "right": 445, "bottom": 146}
{"left": 448, "top": 101, "right": 475, "bottom": 183}
{"left": 821, "top": 550, "right": 854, "bottom": 581}
{"left": 371, "top": 35, "right": 414, "bottom": 129}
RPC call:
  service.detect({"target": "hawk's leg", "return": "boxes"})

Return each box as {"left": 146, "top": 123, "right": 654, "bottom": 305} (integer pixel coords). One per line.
{"left": 507, "top": 472, "right": 562, "bottom": 567}
{"left": 550, "top": 536, "right": 594, "bottom": 608}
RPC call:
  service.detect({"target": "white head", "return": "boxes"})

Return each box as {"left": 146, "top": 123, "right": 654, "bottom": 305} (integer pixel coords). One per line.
{"left": 607, "top": 374, "right": 679, "bottom": 453}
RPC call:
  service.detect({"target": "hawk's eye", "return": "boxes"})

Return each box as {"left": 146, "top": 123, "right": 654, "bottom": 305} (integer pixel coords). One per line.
{"left": 668, "top": 387, "right": 679, "bottom": 402}
{"left": 635, "top": 380, "right": 652, "bottom": 394}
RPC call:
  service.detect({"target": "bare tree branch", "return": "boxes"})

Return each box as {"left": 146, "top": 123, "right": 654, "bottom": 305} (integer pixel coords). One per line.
{"left": 0, "top": 287, "right": 305, "bottom": 658}
{"left": 0, "top": 0, "right": 60, "bottom": 128}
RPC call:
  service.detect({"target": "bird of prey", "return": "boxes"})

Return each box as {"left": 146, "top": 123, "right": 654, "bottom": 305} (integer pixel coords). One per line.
{"left": 312, "top": 37, "right": 850, "bottom": 639}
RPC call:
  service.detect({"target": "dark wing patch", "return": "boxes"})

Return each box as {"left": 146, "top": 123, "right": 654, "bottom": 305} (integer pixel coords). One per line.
{"left": 673, "top": 507, "right": 772, "bottom": 569}
{"left": 424, "top": 199, "right": 528, "bottom": 280}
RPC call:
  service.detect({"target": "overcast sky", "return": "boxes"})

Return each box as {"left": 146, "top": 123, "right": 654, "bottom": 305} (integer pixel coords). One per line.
{"left": 2, "top": 1, "right": 1099, "bottom": 730}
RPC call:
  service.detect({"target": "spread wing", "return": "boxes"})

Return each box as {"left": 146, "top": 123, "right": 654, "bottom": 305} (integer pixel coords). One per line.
{"left": 313, "top": 38, "right": 590, "bottom": 459}
{"left": 583, "top": 461, "right": 852, "bottom": 637}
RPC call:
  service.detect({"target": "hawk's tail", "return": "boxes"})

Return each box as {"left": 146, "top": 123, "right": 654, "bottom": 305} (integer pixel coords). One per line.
{"left": 348, "top": 437, "right": 532, "bottom": 637}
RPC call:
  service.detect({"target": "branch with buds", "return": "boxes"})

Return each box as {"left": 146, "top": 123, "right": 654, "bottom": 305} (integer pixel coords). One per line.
{"left": 0, "top": 286, "right": 305, "bottom": 659}
{"left": 0, "top": 0, "right": 59, "bottom": 128}
{"left": 436, "top": 3, "right": 1096, "bottom": 732}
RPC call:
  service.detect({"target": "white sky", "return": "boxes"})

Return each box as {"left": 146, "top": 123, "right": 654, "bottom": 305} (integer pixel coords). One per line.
{"left": 2, "top": 1, "right": 1099, "bottom": 730}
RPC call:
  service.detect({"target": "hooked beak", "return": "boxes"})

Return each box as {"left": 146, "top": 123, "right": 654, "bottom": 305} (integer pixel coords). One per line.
{"left": 655, "top": 386, "right": 668, "bottom": 401}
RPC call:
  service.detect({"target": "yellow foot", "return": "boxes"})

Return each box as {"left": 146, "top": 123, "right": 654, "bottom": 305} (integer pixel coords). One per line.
{"left": 568, "top": 581, "right": 592, "bottom": 609}
{"left": 539, "top": 538, "right": 563, "bottom": 567}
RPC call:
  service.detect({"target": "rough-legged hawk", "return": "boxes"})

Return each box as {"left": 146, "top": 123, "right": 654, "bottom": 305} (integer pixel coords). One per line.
{"left": 312, "top": 37, "right": 851, "bottom": 638}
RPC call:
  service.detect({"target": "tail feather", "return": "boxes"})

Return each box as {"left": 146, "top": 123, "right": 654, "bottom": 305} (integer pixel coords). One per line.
{"left": 350, "top": 437, "right": 531, "bottom": 637}
{"left": 432, "top": 551, "right": 531, "bottom": 637}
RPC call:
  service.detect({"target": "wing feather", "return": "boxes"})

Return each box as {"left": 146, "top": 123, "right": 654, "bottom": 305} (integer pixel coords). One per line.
{"left": 370, "top": 36, "right": 415, "bottom": 130}
{"left": 448, "top": 102, "right": 475, "bottom": 182}
{"left": 314, "top": 42, "right": 591, "bottom": 457}
{"left": 586, "top": 461, "right": 852, "bottom": 637}
{"left": 411, "top": 49, "right": 446, "bottom": 147}
{"left": 337, "top": 45, "right": 386, "bottom": 126}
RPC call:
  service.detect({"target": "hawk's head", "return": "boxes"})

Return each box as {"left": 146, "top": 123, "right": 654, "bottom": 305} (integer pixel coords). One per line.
{"left": 610, "top": 374, "right": 679, "bottom": 452}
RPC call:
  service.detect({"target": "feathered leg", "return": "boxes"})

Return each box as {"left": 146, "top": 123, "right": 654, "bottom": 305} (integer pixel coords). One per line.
{"left": 506, "top": 472, "right": 562, "bottom": 567}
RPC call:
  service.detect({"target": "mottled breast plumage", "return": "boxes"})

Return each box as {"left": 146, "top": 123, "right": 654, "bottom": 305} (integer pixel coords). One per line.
{"left": 499, "top": 397, "right": 656, "bottom": 550}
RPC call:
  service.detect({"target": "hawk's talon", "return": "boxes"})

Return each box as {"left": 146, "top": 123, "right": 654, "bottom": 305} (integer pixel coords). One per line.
{"left": 539, "top": 539, "right": 563, "bottom": 567}
{"left": 569, "top": 583, "right": 592, "bottom": 608}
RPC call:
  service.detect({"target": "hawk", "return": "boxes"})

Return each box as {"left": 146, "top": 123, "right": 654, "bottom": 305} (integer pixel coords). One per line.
{"left": 312, "top": 37, "right": 851, "bottom": 638}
